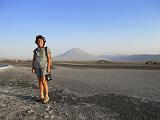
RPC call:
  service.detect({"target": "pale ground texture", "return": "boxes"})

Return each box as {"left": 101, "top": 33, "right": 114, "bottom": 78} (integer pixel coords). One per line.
{"left": 0, "top": 65, "right": 160, "bottom": 120}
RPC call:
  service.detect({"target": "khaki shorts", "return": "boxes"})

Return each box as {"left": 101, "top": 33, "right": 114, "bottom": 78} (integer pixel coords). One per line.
{"left": 35, "top": 68, "right": 47, "bottom": 78}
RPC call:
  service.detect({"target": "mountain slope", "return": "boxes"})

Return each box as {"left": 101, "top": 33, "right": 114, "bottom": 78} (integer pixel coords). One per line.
{"left": 99, "top": 54, "right": 160, "bottom": 61}
{"left": 55, "top": 48, "right": 98, "bottom": 60}
{"left": 54, "top": 48, "right": 160, "bottom": 61}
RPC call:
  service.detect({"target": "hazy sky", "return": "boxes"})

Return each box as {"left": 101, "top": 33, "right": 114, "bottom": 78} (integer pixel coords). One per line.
{"left": 0, "top": 0, "right": 160, "bottom": 59}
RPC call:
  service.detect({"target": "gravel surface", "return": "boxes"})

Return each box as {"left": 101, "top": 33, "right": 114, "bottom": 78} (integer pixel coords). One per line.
{"left": 0, "top": 65, "right": 160, "bottom": 120}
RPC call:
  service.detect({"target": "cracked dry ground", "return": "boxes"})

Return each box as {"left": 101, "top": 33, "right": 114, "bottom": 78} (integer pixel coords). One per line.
{"left": 0, "top": 66, "right": 160, "bottom": 120}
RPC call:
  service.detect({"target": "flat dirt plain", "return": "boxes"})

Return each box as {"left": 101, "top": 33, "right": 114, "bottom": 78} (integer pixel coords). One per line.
{"left": 0, "top": 61, "right": 160, "bottom": 120}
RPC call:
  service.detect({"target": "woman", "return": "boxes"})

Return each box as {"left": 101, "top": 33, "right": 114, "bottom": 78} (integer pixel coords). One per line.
{"left": 32, "top": 35, "right": 51, "bottom": 103}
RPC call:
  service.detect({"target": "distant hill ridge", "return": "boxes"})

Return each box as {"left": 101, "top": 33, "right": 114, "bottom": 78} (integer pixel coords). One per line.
{"left": 54, "top": 48, "right": 160, "bottom": 61}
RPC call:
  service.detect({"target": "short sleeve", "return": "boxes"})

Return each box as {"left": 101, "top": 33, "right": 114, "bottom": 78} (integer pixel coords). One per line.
{"left": 33, "top": 48, "right": 37, "bottom": 54}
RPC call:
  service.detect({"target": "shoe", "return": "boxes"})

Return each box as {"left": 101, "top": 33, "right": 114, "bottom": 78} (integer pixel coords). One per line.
{"left": 43, "top": 96, "right": 49, "bottom": 103}
{"left": 36, "top": 97, "right": 44, "bottom": 101}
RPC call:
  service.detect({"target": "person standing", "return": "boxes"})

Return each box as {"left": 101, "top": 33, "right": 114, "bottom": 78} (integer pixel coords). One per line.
{"left": 32, "top": 35, "right": 51, "bottom": 103}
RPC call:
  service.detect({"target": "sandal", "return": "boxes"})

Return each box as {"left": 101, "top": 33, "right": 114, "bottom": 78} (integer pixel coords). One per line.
{"left": 43, "top": 96, "right": 49, "bottom": 103}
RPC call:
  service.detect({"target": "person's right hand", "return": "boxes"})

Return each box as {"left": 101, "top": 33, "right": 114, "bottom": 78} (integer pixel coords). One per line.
{"left": 32, "top": 67, "right": 35, "bottom": 74}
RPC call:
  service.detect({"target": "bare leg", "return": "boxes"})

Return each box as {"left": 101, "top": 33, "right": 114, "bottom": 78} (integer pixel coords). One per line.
{"left": 38, "top": 77, "right": 44, "bottom": 98}
{"left": 42, "top": 76, "right": 49, "bottom": 97}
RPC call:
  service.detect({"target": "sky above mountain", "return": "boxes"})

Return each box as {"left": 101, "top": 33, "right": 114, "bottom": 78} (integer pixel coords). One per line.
{"left": 0, "top": 0, "right": 160, "bottom": 59}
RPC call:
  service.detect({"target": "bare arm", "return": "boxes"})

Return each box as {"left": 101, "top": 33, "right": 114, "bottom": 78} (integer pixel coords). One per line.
{"left": 32, "top": 54, "right": 35, "bottom": 68}
{"left": 32, "top": 54, "right": 35, "bottom": 73}
{"left": 47, "top": 52, "right": 51, "bottom": 72}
